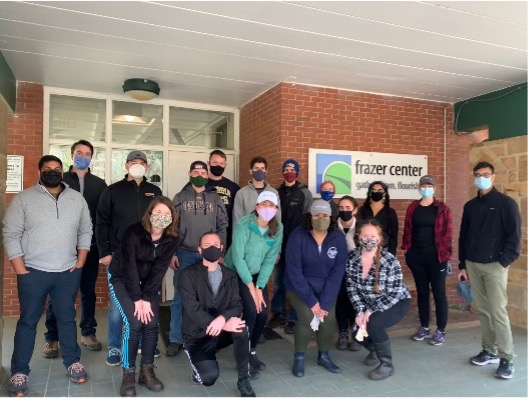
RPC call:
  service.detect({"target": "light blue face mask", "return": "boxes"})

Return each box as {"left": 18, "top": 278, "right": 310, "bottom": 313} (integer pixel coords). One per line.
{"left": 419, "top": 187, "right": 435, "bottom": 198}
{"left": 73, "top": 155, "right": 91, "bottom": 170}
{"left": 474, "top": 176, "right": 492, "bottom": 191}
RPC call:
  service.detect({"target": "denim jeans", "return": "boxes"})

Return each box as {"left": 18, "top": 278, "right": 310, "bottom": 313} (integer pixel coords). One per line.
{"left": 107, "top": 264, "right": 123, "bottom": 350}
{"left": 270, "top": 260, "right": 297, "bottom": 322}
{"left": 169, "top": 249, "right": 203, "bottom": 344}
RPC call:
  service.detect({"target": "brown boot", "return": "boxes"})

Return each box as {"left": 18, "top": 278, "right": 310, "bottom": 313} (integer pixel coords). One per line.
{"left": 138, "top": 364, "right": 164, "bottom": 392}
{"left": 120, "top": 368, "right": 136, "bottom": 397}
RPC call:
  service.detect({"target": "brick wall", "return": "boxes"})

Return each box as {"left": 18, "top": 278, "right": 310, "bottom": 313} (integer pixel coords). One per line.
{"left": 240, "top": 83, "right": 476, "bottom": 306}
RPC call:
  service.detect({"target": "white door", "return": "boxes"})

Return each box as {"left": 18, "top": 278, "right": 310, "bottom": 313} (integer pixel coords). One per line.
{"left": 161, "top": 150, "right": 236, "bottom": 302}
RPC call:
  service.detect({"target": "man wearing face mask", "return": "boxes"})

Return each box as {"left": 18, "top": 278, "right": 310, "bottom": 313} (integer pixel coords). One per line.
{"left": 232, "top": 156, "right": 281, "bottom": 225}
{"left": 3, "top": 155, "right": 93, "bottom": 396}
{"left": 458, "top": 161, "right": 521, "bottom": 380}
{"left": 43, "top": 140, "right": 107, "bottom": 358}
{"left": 270, "top": 159, "right": 312, "bottom": 333}
{"left": 96, "top": 150, "right": 162, "bottom": 367}
{"left": 167, "top": 161, "right": 228, "bottom": 357}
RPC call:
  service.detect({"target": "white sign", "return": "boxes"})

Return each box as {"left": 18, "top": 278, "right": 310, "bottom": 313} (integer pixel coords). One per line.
{"left": 7, "top": 155, "right": 24, "bottom": 193}
{"left": 309, "top": 149, "right": 428, "bottom": 200}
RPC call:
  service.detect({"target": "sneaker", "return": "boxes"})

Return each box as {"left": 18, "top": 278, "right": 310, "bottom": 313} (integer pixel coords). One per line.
{"left": 411, "top": 327, "right": 431, "bottom": 341}
{"left": 494, "top": 358, "right": 514, "bottom": 379}
{"left": 284, "top": 321, "right": 295, "bottom": 335}
{"left": 165, "top": 342, "right": 183, "bottom": 357}
{"left": 137, "top": 347, "right": 161, "bottom": 357}
{"left": 336, "top": 330, "right": 348, "bottom": 350}
{"left": 106, "top": 348, "right": 121, "bottom": 366}
{"left": 81, "top": 335, "right": 102, "bottom": 351}
{"left": 8, "top": 373, "right": 28, "bottom": 397}
{"left": 67, "top": 362, "right": 88, "bottom": 384}
{"left": 267, "top": 313, "right": 286, "bottom": 329}
{"left": 470, "top": 350, "right": 500, "bottom": 366}
{"left": 237, "top": 378, "right": 256, "bottom": 397}
{"left": 429, "top": 330, "right": 446, "bottom": 346}
{"left": 43, "top": 341, "right": 59, "bottom": 358}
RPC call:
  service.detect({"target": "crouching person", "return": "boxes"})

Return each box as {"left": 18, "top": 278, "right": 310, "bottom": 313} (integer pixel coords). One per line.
{"left": 179, "top": 232, "right": 256, "bottom": 397}
{"left": 108, "top": 196, "right": 179, "bottom": 397}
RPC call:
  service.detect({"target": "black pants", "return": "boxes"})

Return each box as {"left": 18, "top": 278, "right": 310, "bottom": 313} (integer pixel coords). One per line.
{"left": 335, "top": 277, "right": 355, "bottom": 332}
{"left": 357, "top": 298, "right": 411, "bottom": 345}
{"left": 109, "top": 279, "right": 160, "bottom": 369}
{"left": 406, "top": 247, "right": 448, "bottom": 331}
{"left": 45, "top": 247, "right": 100, "bottom": 340}
{"left": 11, "top": 267, "right": 82, "bottom": 376}
{"left": 184, "top": 329, "right": 250, "bottom": 386}
{"left": 238, "top": 275, "right": 269, "bottom": 349}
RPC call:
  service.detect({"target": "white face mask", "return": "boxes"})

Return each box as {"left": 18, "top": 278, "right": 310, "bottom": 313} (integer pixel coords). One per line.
{"left": 128, "top": 164, "right": 146, "bottom": 179}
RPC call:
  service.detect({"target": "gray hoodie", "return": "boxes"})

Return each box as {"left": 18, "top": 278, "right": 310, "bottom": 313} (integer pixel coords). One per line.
{"left": 172, "top": 184, "right": 228, "bottom": 251}
{"left": 3, "top": 183, "right": 93, "bottom": 272}
{"left": 232, "top": 181, "right": 282, "bottom": 226}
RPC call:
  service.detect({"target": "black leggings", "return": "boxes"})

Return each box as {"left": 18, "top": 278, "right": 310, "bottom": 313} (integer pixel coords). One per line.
{"left": 335, "top": 277, "right": 355, "bottom": 332}
{"left": 109, "top": 279, "right": 159, "bottom": 369}
{"left": 406, "top": 247, "right": 448, "bottom": 331}
{"left": 184, "top": 329, "right": 250, "bottom": 386}
{"left": 238, "top": 275, "right": 269, "bottom": 349}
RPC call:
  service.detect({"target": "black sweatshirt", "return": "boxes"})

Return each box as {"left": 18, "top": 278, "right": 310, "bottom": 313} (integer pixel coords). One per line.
{"left": 459, "top": 187, "right": 521, "bottom": 269}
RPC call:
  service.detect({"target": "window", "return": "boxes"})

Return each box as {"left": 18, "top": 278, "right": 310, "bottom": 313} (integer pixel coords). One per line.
{"left": 112, "top": 101, "right": 163, "bottom": 146}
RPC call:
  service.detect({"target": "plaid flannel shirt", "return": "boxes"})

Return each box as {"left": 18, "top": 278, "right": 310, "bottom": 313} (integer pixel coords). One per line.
{"left": 345, "top": 248, "right": 410, "bottom": 314}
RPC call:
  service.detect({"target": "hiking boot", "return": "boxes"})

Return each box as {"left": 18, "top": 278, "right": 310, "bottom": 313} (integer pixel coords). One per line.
{"left": 67, "top": 362, "right": 88, "bottom": 384}
{"left": 336, "top": 330, "right": 348, "bottom": 350}
{"left": 349, "top": 340, "right": 362, "bottom": 351}
{"left": 429, "top": 330, "right": 446, "bottom": 346}
{"left": 120, "top": 368, "right": 136, "bottom": 397}
{"left": 138, "top": 364, "right": 163, "bottom": 392}
{"left": 284, "top": 321, "right": 295, "bottom": 334}
{"left": 81, "top": 335, "right": 102, "bottom": 351}
{"left": 267, "top": 313, "right": 286, "bottom": 329}
{"left": 165, "top": 342, "right": 183, "bottom": 357}
{"left": 317, "top": 351, "right": 341, "bottom": 373}
{"left": 470, "top": 350, "right": 500, "bottom": 366}
{"left": 8, "top": 373, "right": 28, "bottom": 397}
{"left": 106, "top": 348, "right": 121, "bottom": 366}
{"left": 411, "top": 327, "right": 431, "bottom": 341}
{"left": 249, "top": 349, "right": 266, "bottom": 371}
{"left": 43, "top": 341, "right": 59, "bottom": 358}
{"left": 237, "top": 378, "right": 256, "bottom": 397}
{"left": 494, "top": 359, "right": 514, "bottom": 379}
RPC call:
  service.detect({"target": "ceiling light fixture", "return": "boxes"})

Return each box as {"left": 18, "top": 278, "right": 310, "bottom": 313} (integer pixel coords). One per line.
{"left": 122, "top": 78, "right": 160, "bottom": 101}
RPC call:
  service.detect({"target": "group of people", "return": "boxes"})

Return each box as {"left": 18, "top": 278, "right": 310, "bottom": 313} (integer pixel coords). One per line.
{"left": 2, "top": 138, "right": 521, "bottom": 397}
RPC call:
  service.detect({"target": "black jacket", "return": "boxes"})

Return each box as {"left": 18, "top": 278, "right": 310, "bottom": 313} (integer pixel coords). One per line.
{"left": 357, "top": 205, "right": 399, "bottom": 256}
{"left": 109, "top": 222, "right": 178, "bottom": 301}
{"left": 459, "top": 187, "right": 521, "bottom": 269}
{"left": 178, "top": 262, "right": 242, "bottom": 341}
{"left": 62, "top": 167, "right": 107, "bottom": 244}
{"left": 96, "top": 176, "right": 162, "bottom": 257}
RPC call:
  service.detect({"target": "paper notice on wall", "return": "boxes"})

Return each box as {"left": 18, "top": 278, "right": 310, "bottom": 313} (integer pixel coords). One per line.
{"left": 7, "top": 155, "right": 24, "bottom": 193}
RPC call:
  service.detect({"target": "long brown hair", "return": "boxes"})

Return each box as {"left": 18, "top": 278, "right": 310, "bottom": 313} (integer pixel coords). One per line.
{"left": 357, "top": 219, "right": 384, "bottom": 293}
{"left": 141, "top": 196, "right": 179, "bottom": 238}
{"left": 253, "top": 210, "right": 279, "bottom": 237}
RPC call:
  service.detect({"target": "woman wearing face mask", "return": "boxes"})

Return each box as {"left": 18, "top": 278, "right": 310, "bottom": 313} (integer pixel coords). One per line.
{"left": 108, "top": 197, "right": 179, "bottom": 397}
{"left": 402, "top": 175, "right": 453, "bottom": 346}
{"left": 345, "top": 219, "right": 411, "bottom": 381}
{"left": 284, "top": 200, "right": 348, "bottom": 377}
{"left": 319, "top": 180, "right": 338, "bottom": 218}
{"left": 225, "top": 191, "right": 283, "bottom": 376}
{"left": 335, "top": 196, "right": 361, "bottom": 351}
{"left": 358, "top": 181, "right": 398, "bottom": 256}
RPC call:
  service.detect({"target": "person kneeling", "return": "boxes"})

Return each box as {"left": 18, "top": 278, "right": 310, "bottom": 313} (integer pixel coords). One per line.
{"left": 178, "top": 232, "right": 256, "bottom": 397}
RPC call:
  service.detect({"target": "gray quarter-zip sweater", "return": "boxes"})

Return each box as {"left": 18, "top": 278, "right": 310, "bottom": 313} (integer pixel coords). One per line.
{"left": 3, "top": 182, "right": 93, "bottom": 272}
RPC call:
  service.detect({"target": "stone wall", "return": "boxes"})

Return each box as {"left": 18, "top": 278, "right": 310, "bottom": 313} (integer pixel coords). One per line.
{"left": 470, "top": 135, "right": 527, "bottom": 327}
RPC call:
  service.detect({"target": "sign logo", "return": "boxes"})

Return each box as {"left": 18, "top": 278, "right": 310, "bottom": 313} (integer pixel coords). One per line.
{"left": 316, "top": 153, "right": 352, "bottom": 195}
{"left": 327, "top": 247, "right": 338, "bottom": 259}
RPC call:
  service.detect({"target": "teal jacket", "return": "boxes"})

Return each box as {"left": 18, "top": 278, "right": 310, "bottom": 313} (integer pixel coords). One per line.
{"left": 225, "top": 213, "right": 283, "bottom": 288}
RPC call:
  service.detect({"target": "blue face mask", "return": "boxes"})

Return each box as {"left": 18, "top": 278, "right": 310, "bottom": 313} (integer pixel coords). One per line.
{"left": 474, "top": 177, "right": 492, "bottom": 191}
{"left": 321, "top": 190, "right": 334, "bottom": 201}
{"left": 73, "top": 155, "right": 91, "bottom": 170}
{"left": 419, "top": 187, "right": 434, "bottom": 198}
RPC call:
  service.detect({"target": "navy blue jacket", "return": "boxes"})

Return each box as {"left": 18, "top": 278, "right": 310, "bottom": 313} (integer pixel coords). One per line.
{"left": 284, "top": 226, "right": 348, "bottom": 312}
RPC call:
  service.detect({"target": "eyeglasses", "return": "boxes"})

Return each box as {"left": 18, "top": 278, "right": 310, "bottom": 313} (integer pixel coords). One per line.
{"left": 474, "top": 173, "right": 492, "bottom": 178}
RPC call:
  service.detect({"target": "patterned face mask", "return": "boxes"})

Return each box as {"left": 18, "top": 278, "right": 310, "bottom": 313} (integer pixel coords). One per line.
{"left": 150, "top": 214, "right": 172, "bottom": 229}
{"left": 359, "top": 237, "right": 380, "bottom": 251}
{"left": 311, "top": 217, "right": 330, "bottom": 232}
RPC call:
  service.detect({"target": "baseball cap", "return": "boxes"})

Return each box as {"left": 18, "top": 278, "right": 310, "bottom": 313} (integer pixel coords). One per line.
{"left": 256, "top": 191, "right": 278, "bottom": 206}
{"left": 310, "top": 199, "right": 332, "bottom": 216}
{"left": 419, "top": 175, "right": 436, "bottom": 185}
{"left": 189, "top": 161, "right": 208, "bottom": 172}
{"left": 126, "top": 150, "right": 147, "bottom": 163}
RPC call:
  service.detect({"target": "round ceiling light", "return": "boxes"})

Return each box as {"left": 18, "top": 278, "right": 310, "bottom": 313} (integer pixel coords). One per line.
{"left": 122, "top": 78, "right": 160, "bottom": 101}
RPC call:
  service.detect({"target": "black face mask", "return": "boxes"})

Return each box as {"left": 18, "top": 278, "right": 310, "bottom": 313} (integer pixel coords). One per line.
{"left": 338, "top": 210, "right": 353, "bottom": 222}
{"left": 209, "top": 165, "right": 225, "bottom": 177}
{"left": 370, "top": 192, "right": 384, "bottom": 202}
{"left": 40, "top": 170, "right": 62, "bottom": 188}
{"left": 201, "top": 245, "right": 223, "bottom": 262}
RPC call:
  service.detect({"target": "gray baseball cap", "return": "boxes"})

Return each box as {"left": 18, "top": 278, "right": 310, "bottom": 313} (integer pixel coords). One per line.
{"left": 310, "top": 199, "right": 332, "bottom": 216}
{"left": 126, "top": 150, "right": 147, "bottom": 163}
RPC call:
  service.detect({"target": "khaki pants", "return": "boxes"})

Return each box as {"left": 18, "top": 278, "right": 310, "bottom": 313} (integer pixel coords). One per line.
{"left": 466, "top": 260, "right": 514, "bottom": 361}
